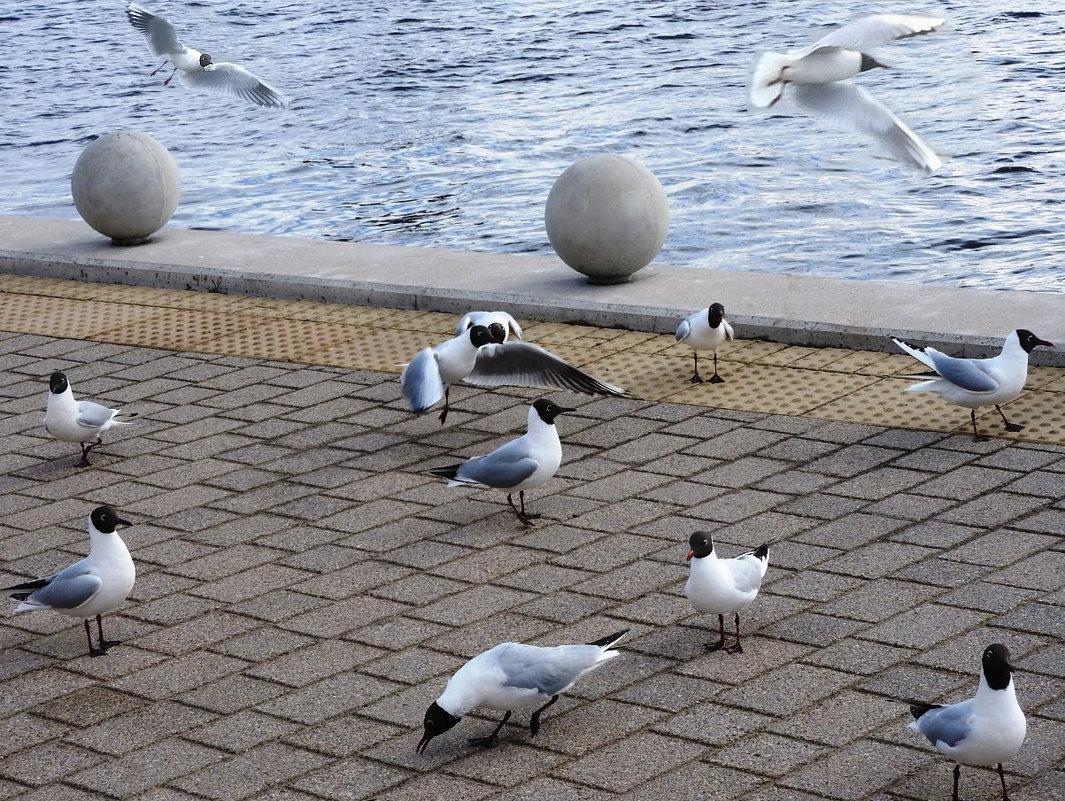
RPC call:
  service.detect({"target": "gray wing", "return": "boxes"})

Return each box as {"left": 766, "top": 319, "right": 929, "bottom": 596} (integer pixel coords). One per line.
{"left": 497, "top": 643, "right": 601, "bottom": 696}
{"left": 913, "top": 700, "right": 974, "bottom": 748}
{"left": 457, "top": 440, "right": 539, "bottom": 488}
{"left": 126, "top": 3, "right": 183, "bottom": 57}
{"left": 791, "top": 83, "right": 941, "bottom": 172}
{"left": 181, "top": 63, "right": 287, "bottom": 108}
{"left": 75, "top": 400, "right": 115, "bottom": 429}
{"left": 26, "top": 569, "right": 102, "bottom": 610}
{"left": 466, "top": 342, "right": 626, "bottom": 396}
{"left": 799, "top": 13, "right": 944, "bottom": 57}
{"left": 923, "top": 350, "right": 999, "bottom": 392}
{"left": 401, "top": 347, "right": 444, "bottom": 413}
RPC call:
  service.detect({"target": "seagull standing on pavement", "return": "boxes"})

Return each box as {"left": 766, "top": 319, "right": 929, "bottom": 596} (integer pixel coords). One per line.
{"left": 685, "top": 531, "right": 769, "bottom": 653}
{"left": 417, "top": 628, "right": 628, "bottom": 752}
{"left": 456, "top": 311, "right": 523, "bottom": 342}
{"left": 749, "top": 13, "right": 945, "bottom": 171}
{"left": 430, "top": 399, "right": 573, "bottom": 526}
{"left": 907, "top": 643, "right": 1026, "bottom": 801}
{"left": 126, "top": 2, "right": 288, "bottom": 108}
{"left": 675, "top": 302, "right": 734, "bottom": 384}
{"left": 893, "top": 329, "right": 1053, "bottom": 441}
{"left": 44, "top": 371, "right": 137, "bottom": 467}
{"left": 4, "top": 505, "right": 135, "bottom": 658}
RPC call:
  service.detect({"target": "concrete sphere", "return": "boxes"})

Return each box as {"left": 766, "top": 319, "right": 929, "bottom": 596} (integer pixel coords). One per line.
{"left": 545, "top": 154, "right": 669, "bottom": 283}
{"left": 71, "top": 131, "right": 180, "bottom": 245}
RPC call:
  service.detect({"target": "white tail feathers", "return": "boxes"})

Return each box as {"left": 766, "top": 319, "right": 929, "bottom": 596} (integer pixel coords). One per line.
{"left": 749, "top": 51, "right": 791, "bottom": 108}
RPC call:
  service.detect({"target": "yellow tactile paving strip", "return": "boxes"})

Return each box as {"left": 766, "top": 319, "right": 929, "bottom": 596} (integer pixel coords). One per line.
{"left": 2, "top": 272, "right": 1063, "bottom": 444}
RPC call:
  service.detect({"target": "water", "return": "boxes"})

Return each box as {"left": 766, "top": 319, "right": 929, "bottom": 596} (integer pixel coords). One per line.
{"left": 2, "top": 1, "right": 1063, "bottom": 291}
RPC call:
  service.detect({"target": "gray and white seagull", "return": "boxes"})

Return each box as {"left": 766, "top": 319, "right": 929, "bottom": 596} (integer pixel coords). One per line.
{"left": 749, "top": 13, "right": 945, "bottom": 171}
{"left": 417, "top": 628, "right": 628, "bottom": 752}
{"left": 5, "top": 505, "right": 135, "bottom": 658}
{"left": 126, "top": 2, "right": 288, "bottom": 108}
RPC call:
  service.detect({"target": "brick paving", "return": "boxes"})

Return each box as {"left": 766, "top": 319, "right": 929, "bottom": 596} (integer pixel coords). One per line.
{"left": 1, "top": 329, "right": 1064, "bottom": 800}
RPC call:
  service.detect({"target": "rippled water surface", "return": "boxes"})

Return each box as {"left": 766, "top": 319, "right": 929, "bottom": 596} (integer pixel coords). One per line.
{"left": 2, "top": 1, "right": 1063, "bottom": 291}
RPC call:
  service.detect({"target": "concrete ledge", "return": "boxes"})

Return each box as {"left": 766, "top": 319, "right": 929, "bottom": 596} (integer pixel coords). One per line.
{"left": 2, "top": 215, "right": 1062, "bottom": 366}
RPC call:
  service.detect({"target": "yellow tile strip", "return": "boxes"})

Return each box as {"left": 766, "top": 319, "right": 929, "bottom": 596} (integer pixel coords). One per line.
{"left": 1, "top": 274, "right": 1063, "bottom": 445}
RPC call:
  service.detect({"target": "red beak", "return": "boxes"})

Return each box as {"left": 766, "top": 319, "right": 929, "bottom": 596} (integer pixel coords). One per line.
{"left": 685, "top": 550, "right": 694, "bottom": 562}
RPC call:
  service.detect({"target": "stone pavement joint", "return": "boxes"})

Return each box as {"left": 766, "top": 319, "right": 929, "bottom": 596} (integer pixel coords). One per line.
{"left": 0, "top": 277, "right": 1063, "bottom": 800}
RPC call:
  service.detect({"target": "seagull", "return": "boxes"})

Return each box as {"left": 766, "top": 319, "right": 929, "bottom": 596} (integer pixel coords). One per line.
{"left": 126, "top": 2, "right": 288, "bottom": 108}
{"left": 417, "top": 628, "right": 628, "bottom": 753}
{"left": 907, "top": 643, "right": 1026, "bottom": 801}
{"left": 402, "top": 326, "right": 626, "bottom": 424}
{"left": 685, "top": 531, "right": 769, "bottom": 653}
{"left": 456, "top": 311, "right": 523, "bottom": 342}
{"left": 749, "top": 13, "right": 945, "bottom": 171}
{"left": 430, "top": 399, "right": 573, "bottom": 526}
{"left": 44, "top": 371, "right": 137, "bottom": 467}
{"left": 675, "top": 302, "right": 735, "bottom": 384}
{"left": 4, "top": 505, "right": 135, "bottom": 658}
{"left": 893, "top": 329, "right": 1053, "bottom": 441}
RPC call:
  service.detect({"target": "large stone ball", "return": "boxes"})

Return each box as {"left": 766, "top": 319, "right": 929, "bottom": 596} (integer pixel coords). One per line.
{"left": 545, "top": 154, "right": 669, "bottom": 283}
{"left": 71, "top": 131, "right": 180, "bottom": 245}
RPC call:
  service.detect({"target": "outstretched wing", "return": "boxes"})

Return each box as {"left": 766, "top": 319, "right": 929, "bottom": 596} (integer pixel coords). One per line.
{"left": 799, "top": 14, "right": 944, "bottom": 57}
{"left": 181, "top": 63, "right": 287, "bottom": 108}
{"left": 127, "top": 3, "right": 183, "bottom": 57}
{"left": 401, "top": 347, "right": 444, "bottom": 413}
{"left": 466, "top": 342, "right": 626, "bottom": 396}
{"left": 791, "top": 83, "right": 940, "bottom": 172}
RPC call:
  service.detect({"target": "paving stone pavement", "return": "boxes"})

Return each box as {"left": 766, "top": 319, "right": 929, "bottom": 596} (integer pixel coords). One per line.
{"left": 1, "top": 330, "right": 1064, "bottom": 801}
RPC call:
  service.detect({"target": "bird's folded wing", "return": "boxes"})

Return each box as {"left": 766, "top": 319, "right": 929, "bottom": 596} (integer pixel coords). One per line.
{"left": 498, "top": 643, "right": 596, "bottom": 696}
{"left": 728, "top": 558, "right": 764, "bottom": 594}
{"left": 181, "top": 63, "right": 287, "bottom": 108}
{"left": 76, "top": 401, "right": 116, "bottom": 429}
{"left": 127, "top": 4, "right": 183, "bottom": 57}
{"left": 401, "top": 347, "right": 444, "bottom": 412}
{"left": 26, "top": 573, "right": 102, "bottom": 610}
{"left": 924, "top": 352, "right": 999, "bottom": 393}
{"left": 723, "top": 320, "right": 735, "bottom": 342}
{"left": 798, "top": 13, "right": 944, "bottom": 57}
{"left": 911, "top": 700, "right": 974, "bottom": 747}
{"left": 791, "top": 83, "right": 941, "bottom": 172}
{"left": 457, "top": 448, "right": 539, "bottom": 489}
{"left": 466, "top": 342, "right": 626, "bottom": 396}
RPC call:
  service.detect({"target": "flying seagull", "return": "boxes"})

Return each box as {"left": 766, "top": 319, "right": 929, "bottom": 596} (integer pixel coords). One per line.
{"left": 893, "top": 329, "right": 1053, "bottom": 441}
{"left": 749, "top": 13, "right": 945, "bottom": 171}
{"left": 127, "top": 2, "right": 288, "bottom": 108}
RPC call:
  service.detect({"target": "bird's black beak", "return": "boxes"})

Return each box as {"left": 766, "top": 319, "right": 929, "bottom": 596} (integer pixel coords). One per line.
{"left": 115, "top": 517, "right": 133, "bottom": 529}
{"left": 1036, "top": 338, "right": 1054, "bottom": 348}
{"left": 415, "top": 732, "right": 435, "bottom": 754}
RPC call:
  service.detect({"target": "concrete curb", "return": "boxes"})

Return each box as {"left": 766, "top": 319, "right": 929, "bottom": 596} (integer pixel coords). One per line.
{"left": 2, "top": 215, "right": 1062, "bottom": 366}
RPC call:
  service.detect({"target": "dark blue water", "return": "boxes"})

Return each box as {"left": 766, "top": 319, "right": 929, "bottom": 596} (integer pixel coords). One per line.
{"left": 2, "top": 2, "right": 1063, "bottom": 291}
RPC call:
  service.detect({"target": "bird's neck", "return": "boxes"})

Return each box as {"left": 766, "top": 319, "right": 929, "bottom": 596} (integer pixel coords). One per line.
{"left": 47, "top": 389, "right": 76, "bottom": 411}
{"left": 88, "top": 529, "right": 132, "bottom": 564}
{"left": 526, "top": 411, "right": 559, "bottom": 443}
{"left": 974, "top": 673, "right": 1020, "bottom": 712}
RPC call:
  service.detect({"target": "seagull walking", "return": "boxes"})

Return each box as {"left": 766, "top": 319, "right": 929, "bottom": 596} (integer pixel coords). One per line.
{"left": 5, "top": 506, "right": 135, "bottom": 658}
{"left": 402, "top": 326, "right": 625, "bottom": 423}
{"left": 126, "top": 2, "right": 288, "bottom": 108}
{"left": 675, "top": 302, "right": 735, "bottom": 384}
{"left": 456, "top": 311, "right": 523, "bottom": 342}
{"left": 907, "top": 643, "right": 1026, "bottom": 801}
{"left": 893, "top": 329, "right": 1053, "bottom": 441}
{"left": 417, "top": 628, "right": 628, "bottom": 753}
{"left": 44, "top": 371, "right": 137, "bottom": 467}
{"left": 685, "top": 531, "right": 769, "bottom": 653}
{"left": 749, "top": 13, "right": 945, "bottom": 171}
{"left": 430, "top": 399, "right": 573, "bottom": 526}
